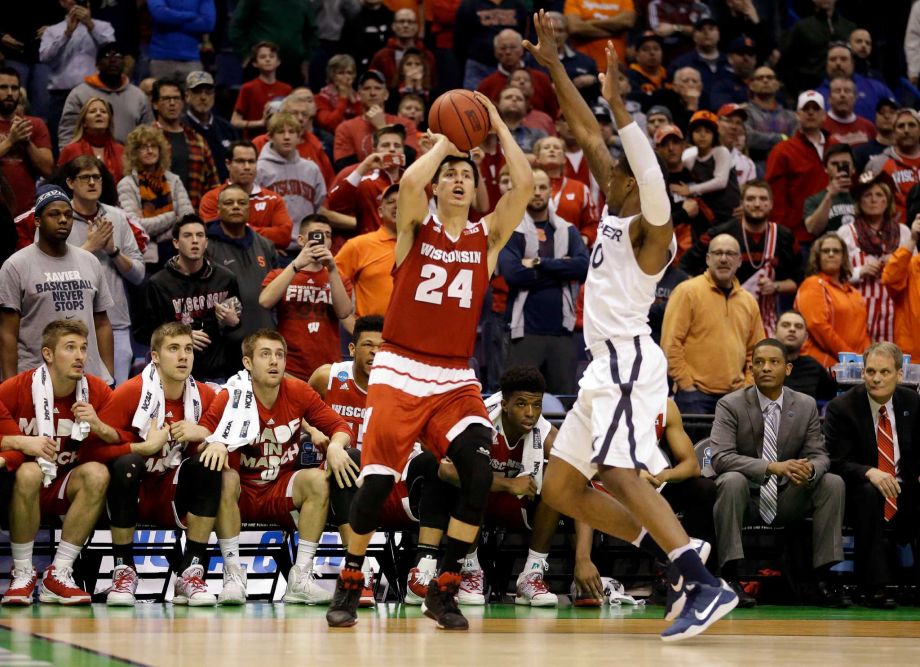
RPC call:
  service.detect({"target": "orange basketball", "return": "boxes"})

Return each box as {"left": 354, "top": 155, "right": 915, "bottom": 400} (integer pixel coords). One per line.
{"left": 428, "top": 90, "right": 491, "bottom": 152}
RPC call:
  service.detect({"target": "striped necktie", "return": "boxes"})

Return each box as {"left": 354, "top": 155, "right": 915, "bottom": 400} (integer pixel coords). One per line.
{"left": 877, "top": 405, "right": 898, "bottom": 521}
{"left": 760, "top": 402, "right": 779, "bottom": 524}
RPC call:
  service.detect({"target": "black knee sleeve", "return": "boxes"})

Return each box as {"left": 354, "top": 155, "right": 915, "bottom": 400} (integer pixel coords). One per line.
{"left": 348, "top": 473, "right": 394, "bottom": 535}
{"left": 329, "top": 448, "right": 362, "bottom": 525}
{"left": 405, "top": 450, "right": 454, "bottom": 530}
{"left": 446, "top": 425, "right": 493, "bottom": 526}
{"left": 107, "top": 453, "right": 144, "bottom": 528}
{"left": 176, "top": 455, "right": 221, "bottom": 518}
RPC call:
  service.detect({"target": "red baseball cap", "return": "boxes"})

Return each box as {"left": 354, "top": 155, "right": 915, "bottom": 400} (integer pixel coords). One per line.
{"left": 717, "top": 103, "right": 748, "bottom": 120}
{"left": 654, "top": 124, "right": 684, "bottom": 145}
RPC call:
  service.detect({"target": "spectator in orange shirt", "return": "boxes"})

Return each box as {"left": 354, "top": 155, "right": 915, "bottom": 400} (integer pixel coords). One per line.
{"left": 252, "top": 89, "right": 335, "bottom": 188}
{"left": 334, "top": 183, "right": 399, "bottom": 328}
{"left": 231, "top": 42, "right": 293, "bottom": 137}
{"left": 198, "top": 140, "right": 293, "bottom": 250}
{"left": 881, "top": 214, "right": 920, "bottom": 358}
{"left": 532, "top": 136, "right": 597, "bottom": 245}
{"left": 795, "top": 232, "right": 871, "bottom": 368}
{"left": 332, "top": 69, "right": 419, "bottom": 171}
{"left": 563, "top": 0, "right": 636, "bottom": 72}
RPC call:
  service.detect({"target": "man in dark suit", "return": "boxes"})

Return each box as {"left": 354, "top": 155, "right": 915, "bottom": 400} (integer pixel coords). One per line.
{"left": 824, "top": 342, "right": 920, "bottom": 608}
{"left": 711, "top": 338, "right": 847, "bottom": 608}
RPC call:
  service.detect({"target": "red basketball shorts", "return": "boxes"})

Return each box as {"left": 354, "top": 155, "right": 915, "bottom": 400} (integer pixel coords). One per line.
{"left": 239, "top": 470, "right": 300, "bottom": 530}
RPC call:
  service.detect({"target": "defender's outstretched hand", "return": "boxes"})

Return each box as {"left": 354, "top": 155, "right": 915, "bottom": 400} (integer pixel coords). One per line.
{"left": 522, "top": 11, "right": 561, "bottom": 69}
{"left": 598, "top": 41, "right": 625, "bottom": 108}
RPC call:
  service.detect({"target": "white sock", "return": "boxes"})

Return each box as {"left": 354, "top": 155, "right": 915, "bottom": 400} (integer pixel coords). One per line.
{"left": 667, "top": 542, "right": 694, "bottom": 563}
{"left": 52, "top": 541, "right": 82, "bottom": 571}
{"left": 219, "top": 537, "right": 241, "bottom": 568}
{"left": 296, "top": 540, "right": 319, "bottom": 571}
{"left": 523, "top": 548, "right": 549, "bottom": 573}
{"left": 11, "top": 541, "right": 33, "bottom": 573}
{"left": 630, "top": 527, "right": 648, "bottom": 549}
{"left": 463, "top": 549, "right": 480, "bottom": 571}
{"left": 417, "top": 554, "right": 438, "bottom": 572}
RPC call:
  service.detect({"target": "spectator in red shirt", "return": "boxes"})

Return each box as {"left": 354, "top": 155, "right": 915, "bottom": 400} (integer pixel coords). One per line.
{"left": 532, "top": 136, "right": 597, "bottom": 245}
{"left": 333, "top": 69, "right": 419, "bottom": 171}
{"left": 327, "top": 124, "right": 407, "bottom": 237}
{"left": 231, "top": 42, "right": 293, "bottom": 137}
{"left": 766, "top": 90, "right": 834, "bottom": 245}
{"left": 315, "top": 55, "right": 363, "bottom": 134}
{"left": 198, "top": 140, "right": 293, "bottom": 249}
{"left": 510, "top": 69, "right": 557, "bottom": 138}
{"left": 822, "top": 77, "right": 877, "bottom": 147}
{"left": 57, "top": 97, "right": 125, "bottom": 185}
{"left": 477, "top": 30, "right": 559, "bottom": 119}
{"left": 370, "top": 8, "right": 438, "bottom": 91}
{"left": 0, "top": 67, "right": 54, "bottom": 215}
{"left": 259, "top": 215, "right": 353, "bottom": 381}
{"left": 397, "top": 93, "right": 426, "bottom": 131}
{"left": 389, "top": 49, "right": 433, "bottom": 111}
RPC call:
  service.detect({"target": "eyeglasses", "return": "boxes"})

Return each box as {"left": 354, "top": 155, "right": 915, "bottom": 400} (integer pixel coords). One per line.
{"left": 139, "top": 144, "right": 159, "bottom": 152}
{"left": 159, "top": 95, "right": 183, "bottom": 103}
{"left": 708, "top": 250, "right": 740, "bottom": 258}
{"left": 820, "top": 247, "right": 843, "bottom": 255}
{"left": 75, "top": 174, "right": 102, "bottom": 183}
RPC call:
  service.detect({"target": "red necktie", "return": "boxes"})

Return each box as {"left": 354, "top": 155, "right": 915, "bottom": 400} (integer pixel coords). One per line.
{"left": 877, "top": 405, "right": 898, "bottom": 521}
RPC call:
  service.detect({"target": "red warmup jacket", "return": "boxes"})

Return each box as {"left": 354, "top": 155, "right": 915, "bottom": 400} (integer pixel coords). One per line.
{"left": 765, "top": 131, "right": 836, "bottom": 244}
{"left": 478, "top": 68, "right": 559, "bottom": 119}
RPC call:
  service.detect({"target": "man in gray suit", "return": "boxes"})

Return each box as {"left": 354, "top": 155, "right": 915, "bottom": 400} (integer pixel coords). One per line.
{"left": 710, "top": 338, "right": 848, "bottom": 608}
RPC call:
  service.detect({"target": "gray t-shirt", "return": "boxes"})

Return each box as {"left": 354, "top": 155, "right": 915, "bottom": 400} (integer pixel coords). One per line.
{"left": 0, "top": 244, "right": 115, "bottom": 384}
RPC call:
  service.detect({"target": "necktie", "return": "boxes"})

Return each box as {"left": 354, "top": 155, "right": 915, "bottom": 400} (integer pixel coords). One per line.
{"left": 877, "top": 405, "right": 898, "bottom": 521}
{"left": 760, "top": 402, "right": 779, "bottom": 524}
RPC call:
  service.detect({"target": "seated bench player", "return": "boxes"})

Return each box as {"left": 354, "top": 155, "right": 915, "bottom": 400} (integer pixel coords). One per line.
{"left": 0, "top": 319, "right": 114, "bottom": 605}
{"left": 572, "top": 398, "right": 715, "bottom": 606}
{"left": 437, "top": 366, "right": 562, "bottom": 607}
{"left": 198, "top": 329, "right": 353, "bottom": 605}
{"left": 309, "top": 315, "right": 455, "bottom": 607}
{"left": 81, "top": 322, "right": 222, "bottom": 606}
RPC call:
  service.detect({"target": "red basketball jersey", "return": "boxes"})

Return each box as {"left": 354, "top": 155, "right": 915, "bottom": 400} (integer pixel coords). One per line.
{"left": 324, "top": 361, "right": 368, "bottom": 449}
{"left": 383, "top": 214, "right": 490, "bottom": 364}
{"left": 489, "top": 430, "right": 525, "bottom": 478}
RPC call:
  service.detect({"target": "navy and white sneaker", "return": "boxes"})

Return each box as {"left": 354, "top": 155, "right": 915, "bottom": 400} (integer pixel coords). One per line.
{"left": 660, "top": 579, "right": 738, "bottom": 642}
{"left": 664, "top": 539, "right": 711, "bottom": 621}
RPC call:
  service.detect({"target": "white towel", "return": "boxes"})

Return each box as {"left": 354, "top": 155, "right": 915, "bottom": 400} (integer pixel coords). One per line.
{"left": 31, "top": 364, "right": 89, "bottom": 487}
{"left": 205, "top": 371, "right": 260, "bottom": 451}
{"left": 485, "top": 392, "right": 549, "bottom": 495}
{"left": 131, "top": 361, "right": 203, "bottom": 467}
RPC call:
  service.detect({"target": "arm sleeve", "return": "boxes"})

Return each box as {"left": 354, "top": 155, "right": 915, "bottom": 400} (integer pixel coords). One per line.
{"left": 58, "top": 90, "right": 82, "bottom": 146}
{"left": 38, "top": 24, "right": 67, "bottom": 63}
{"left": 537, "top": 228, "right": 590, "bottom": 281}
{"left": 881, "top": 246, "right": 913, "bottom": 294}
{"left": 325, "top": 177, "right": 359, "bottom": 215}
{"left": 824, "top": 398, "right": 873, "bottom": 484}
{"left": 499, "top": 234, "right": 543, "bottom": 289}
{"left": 619, "top": 122, "right": 670, "bottom": 226}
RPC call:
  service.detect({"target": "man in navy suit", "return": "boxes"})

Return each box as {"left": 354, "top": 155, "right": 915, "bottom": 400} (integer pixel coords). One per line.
{"left": 825, "top": 342, "right": 920, "bottom": 608}
{"left": 710, "top": 338, "right": 846, "bottom": 608}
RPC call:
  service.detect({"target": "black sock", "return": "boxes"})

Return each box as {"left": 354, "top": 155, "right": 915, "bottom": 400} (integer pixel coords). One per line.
{"left": 416, "top": 542, "right": 440, "bottom": 564}
{"left": 439, "top": 537, "right": 469, "bottom": 575}
{"left": 180, "top": 539, "right": 209, "bottom": 573}
{"left": 113, "top": 542, "right": 135, "bottom": 570}
{"left": 639, "top": 533, "right": 668, "bottom": 562}
{"left": 344, "top": 552, "right": 365, "bottom": 572}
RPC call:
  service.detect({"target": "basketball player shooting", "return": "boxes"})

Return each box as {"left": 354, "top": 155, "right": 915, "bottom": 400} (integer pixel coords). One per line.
{"left": 523, "top": 11, "right": 738, "bottom": 641}
{"left": 326, "top": 93, "right": 534, "bottom": 630}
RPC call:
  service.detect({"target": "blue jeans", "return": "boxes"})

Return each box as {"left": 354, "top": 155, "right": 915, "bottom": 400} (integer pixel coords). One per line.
{"left": 674, "top": 388, "right": 724, "bottom": 415}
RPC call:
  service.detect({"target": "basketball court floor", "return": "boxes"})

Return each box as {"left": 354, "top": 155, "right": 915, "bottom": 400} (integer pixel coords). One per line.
{"left": 1, "top": 604, "right": 918, "bottom": 666}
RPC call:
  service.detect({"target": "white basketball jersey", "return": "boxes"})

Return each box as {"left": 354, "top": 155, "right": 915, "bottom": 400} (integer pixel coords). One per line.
{"left": 583, "top": 212, "right": 676, "bottom": 346}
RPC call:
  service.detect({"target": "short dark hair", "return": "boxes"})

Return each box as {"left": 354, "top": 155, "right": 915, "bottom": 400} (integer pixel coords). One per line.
{"left": 42, "top": 319, "right": 89, "bottom": 352}
{"left": 432, "top": 155, "right": 480, "bottom": 187}
{"left": 227, "top": 140, "right": 258, "bottom": 161}
{"left": 353, "top": 315, "right": 384, "bottom": 344}
{"left": 500, "top": 366, "right": 547, "bottom": 397}
{"left": 373, "top": 124, "right": 406, "bottom": 147}
{"left": 741, "top": 178, "right": 772, "bottom": 199}
{"left": 251, "top": 41, "right": 280, "bottom": 61}
{"left": 299, "top": 213, "right": 331, "bottom": 234}
{"left": 151, "top": 322, "right": 193, "bottom": 351}
{"left": 823, "top": 142, "right": 854, "bottom": 165}
{"left": 173, "top": 213, "right": 206, "bottom": 239}
{"left": 753, "top": 338, "right": 789, "bottom": 362}
{"left": 152, "top": 78, "right": 183, "bottom": 102}
{"left": 242, "top": 328, "right": 286, "bottom": 359}
{"left": 63, "top": 155, "right": 103, "bottom": 181}
{"left": 778, "top": 309, "right": 806, "bottom": 325}
{"left": 0, "top": 66, "right": 21, "bottom": 84}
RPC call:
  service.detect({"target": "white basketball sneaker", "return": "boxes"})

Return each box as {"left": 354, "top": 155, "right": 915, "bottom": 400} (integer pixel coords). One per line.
{"left": 284, "top": 565, "right": 333, "bottom": 605}
{"left": 514, "top": 560, "right": 558, "bottom": 607}
{"left": 458, "top": 563, "right": 485, "bottom": 605}
{"left": 173, "top": 565, "right": 217, "bottom": 607}
{"left": 106, "top": 565, "right": 138, "bottom": 606}
{"left": 218, "top": 562, "right": 248, "bottom": 606}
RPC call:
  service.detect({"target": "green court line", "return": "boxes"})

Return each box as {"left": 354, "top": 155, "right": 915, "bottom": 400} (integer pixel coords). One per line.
{"left": 0, "top": 625, "right": 143, "bottom": 667}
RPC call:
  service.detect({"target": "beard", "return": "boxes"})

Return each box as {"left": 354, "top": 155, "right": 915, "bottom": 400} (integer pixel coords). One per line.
{"left": 744, "top": 212, "right": 768, "bottom": 226}
{"left": 0, "top": 97, "right": 18, "bottom": 116}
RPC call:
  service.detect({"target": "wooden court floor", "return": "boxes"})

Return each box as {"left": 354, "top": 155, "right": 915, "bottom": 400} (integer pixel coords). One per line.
{"left": 2, "top": 604, "right": 919, "bottom": 666}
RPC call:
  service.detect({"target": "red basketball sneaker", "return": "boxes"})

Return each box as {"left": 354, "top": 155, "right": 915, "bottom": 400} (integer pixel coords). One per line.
{"left": 360, "top": 569, "right": 376, "bottom": 608}
{"left": 39, "top": 566, "right": 91, "bottom": 605}
{"left": 405, "top": 564, "right": 436, "bottom": 605}
{"left": 2, "top": 567, "right": 38, "bottom": 606}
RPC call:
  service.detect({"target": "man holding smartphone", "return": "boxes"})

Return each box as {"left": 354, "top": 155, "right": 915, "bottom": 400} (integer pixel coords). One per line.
{"left": 326, "top": 124, "right": 407, "bottom": 236}
{"left": 803, "top": 144, "right": 857, "bottom": 237}
{"left": 259, "top": 214, "right": 353, "bottom": 382}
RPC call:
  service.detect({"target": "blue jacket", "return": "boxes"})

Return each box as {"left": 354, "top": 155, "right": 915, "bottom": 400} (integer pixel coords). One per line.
{"left": 816, "top": 73, "right": 895, "bottom": 122}
{"left": 668, "top": 50, "right": 747, "bottom": 111}
{"left": 148, "top": 0, "right": 216, "bottom": 62}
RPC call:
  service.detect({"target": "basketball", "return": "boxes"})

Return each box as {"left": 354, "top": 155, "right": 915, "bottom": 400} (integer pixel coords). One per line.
{"left": 428, "top": 90, "right": 491, "bottom": 152}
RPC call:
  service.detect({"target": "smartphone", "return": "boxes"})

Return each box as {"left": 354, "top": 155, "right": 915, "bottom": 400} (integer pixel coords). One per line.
{"left": 308, "top": 230, "right": 325, "bottom": 247}
{"left": 220, "top": 296, "right": 242, "bottom": 315}
{"left": 838, "top": 162, "right": 850, "bottom": 176}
